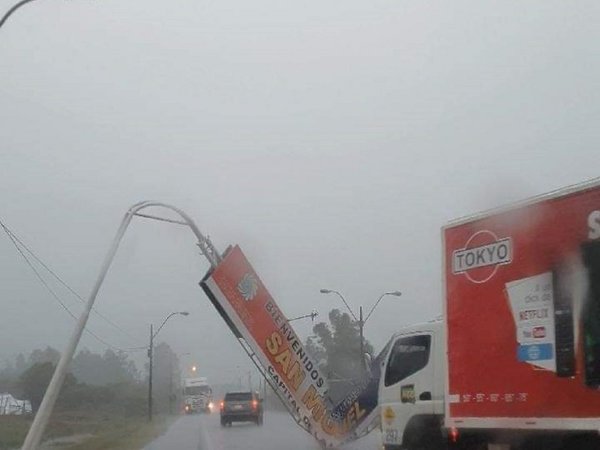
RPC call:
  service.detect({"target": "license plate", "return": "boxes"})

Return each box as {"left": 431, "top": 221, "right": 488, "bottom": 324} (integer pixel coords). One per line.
{"left": 234, "top": 405, "right": 243, "bottom": 410}
{"left": 384, "top": 429, "right": 399, "bottom": 444}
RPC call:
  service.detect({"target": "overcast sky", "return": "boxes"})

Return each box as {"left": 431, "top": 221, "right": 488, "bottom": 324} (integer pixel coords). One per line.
{"left": 1, "top": 0, "right": 598, "bottom": 383}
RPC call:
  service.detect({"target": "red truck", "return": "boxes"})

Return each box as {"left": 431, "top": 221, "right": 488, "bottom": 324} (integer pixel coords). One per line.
{"left": 379, "top": 178, "right": 600, "bottom": 450}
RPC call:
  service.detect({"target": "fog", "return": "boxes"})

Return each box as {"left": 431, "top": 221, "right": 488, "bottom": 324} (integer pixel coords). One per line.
{"left": 1, "top": 0, "right": 598, "bottom": 382}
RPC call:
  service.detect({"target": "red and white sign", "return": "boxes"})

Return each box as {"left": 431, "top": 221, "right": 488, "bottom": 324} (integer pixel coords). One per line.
{"left": 445, "top": 180, "right": 600, "bottom": 429}
{"left": 201, "top": 246, "right": 372, "bottom": 447}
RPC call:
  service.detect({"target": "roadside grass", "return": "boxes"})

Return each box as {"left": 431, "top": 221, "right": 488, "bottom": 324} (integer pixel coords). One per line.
{"left": 66, "top": 415, "right": 174, "bottom": 450}
{"left": 0, "top": 416, "right": 32, "bottom": 450}
{"left": 0, "top": 412, "right": 175, "bottom": 450}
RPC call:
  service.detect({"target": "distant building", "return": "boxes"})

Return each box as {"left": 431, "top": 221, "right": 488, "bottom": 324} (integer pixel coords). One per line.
{"left": 0, "top": 392, "right": 32, "bottom": 415}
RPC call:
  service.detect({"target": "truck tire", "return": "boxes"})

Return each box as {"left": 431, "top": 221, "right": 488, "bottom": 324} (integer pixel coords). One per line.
{"left": 402, "top": 415, "right": 447, "bottom": 450}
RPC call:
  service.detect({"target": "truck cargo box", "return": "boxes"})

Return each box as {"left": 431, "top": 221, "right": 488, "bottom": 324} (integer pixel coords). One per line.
{"left": 444, "top": 179, "right": 600, "bottom": 431}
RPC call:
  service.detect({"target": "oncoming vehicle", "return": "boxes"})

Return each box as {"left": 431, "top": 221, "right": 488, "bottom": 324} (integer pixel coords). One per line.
{"left": 183, "top": 377, "right": 213, "bottom": 414}
{"left": 220, "top": 391, "right": 263, "bottom": 427}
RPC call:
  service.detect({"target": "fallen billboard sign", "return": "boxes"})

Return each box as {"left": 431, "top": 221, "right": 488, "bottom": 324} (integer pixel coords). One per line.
{"left": 201, "top": 245, "right": 379, "bottom": 447}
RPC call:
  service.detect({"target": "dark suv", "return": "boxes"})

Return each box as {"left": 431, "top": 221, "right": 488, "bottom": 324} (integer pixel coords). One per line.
{"left": 220, "top": 391, "right": 263, "bottom": 426}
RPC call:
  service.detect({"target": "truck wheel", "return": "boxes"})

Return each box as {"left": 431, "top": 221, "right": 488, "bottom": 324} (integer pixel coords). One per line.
{"left": 401, "top": 415, "right": 447, "bottom": 450}
{"left": 403, "top": 431, "right": 447, "bottom": 450}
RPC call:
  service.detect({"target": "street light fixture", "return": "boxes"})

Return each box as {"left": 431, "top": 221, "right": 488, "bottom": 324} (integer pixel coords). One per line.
{"left": 319, "top": 289, "right": 357, "bottom": 321}
{"left": 148, "top": 311, "right": 189, "bottom": 422}
{"left": 320, "top": 289, "right": 401, "bottom": 371}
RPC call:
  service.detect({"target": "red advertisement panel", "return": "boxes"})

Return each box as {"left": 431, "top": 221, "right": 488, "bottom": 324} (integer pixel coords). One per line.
{"left": 201, "top": 246, "right": 376, "bottom": 447}
{"left": 445, "top": 181, "right": 600, "bottom": 427}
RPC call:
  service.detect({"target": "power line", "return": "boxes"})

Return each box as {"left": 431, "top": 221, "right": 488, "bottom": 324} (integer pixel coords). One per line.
{"left": 0, "top": 220, "right": 145, "bottom": 353}
{"left": 3, "top": 224, "right": 141, "bottom": 344}
{"left": 3, "top": 226, "right": 141, "bottom": 352}
{"left": 3, "top": 225, "right": 77, "bottom": 320}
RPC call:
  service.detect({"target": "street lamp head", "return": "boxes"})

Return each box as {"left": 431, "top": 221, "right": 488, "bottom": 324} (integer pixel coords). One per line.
{"left": 388, "top": 291, "right": 402, "bottom": 297}
{"left": 179, "top": 311, "right": 190, "bottom": 316}
{"left": 320, "top": 289, "right": 332, "bottom": 294}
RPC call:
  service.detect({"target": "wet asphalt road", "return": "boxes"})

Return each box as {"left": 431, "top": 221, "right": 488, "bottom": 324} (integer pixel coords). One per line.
{"left": 143, "top": 411, "right": 380, "bottom": 450}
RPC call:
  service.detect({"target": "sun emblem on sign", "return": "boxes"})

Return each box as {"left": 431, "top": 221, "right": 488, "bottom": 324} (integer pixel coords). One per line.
{"left": 237, "top": 273, "right": 259, "bottom": 301}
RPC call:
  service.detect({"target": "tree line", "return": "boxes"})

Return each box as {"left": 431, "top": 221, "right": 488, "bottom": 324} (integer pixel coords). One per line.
{"left": 0, "top": 342, "right": 181, "bottom": 415}
{"left": 0, "top": 308, "right": 375, "bottom": 416}
{"left": 305, "top": 308, "right": 374, "bottom": 404}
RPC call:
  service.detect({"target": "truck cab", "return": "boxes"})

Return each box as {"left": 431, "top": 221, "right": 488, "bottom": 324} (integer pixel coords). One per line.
{"left": 379, "top": 320, "right": 445, "bottom": 450}
{"left": 183, "top": 377, "right": 213, "bottom": 414}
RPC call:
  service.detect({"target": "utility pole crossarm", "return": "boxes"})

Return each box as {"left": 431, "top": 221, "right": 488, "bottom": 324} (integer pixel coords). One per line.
{"left": 288, "top": 310, "right": 318, "bottom": 323}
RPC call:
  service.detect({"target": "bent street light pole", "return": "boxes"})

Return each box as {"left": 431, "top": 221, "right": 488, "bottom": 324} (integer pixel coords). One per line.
{"left": 0, "top": 0, "right": 40, "bottom": 30}
{"left": 148, "top": 311, "right": 188, "bottom": 422}
{"left": 22, "top": 202, "right": 219, "bottom": 450}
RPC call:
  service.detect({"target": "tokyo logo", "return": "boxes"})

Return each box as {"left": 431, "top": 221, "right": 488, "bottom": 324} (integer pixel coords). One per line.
{"left": 452, "top": 230, "right": 512, "bottom": 283}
